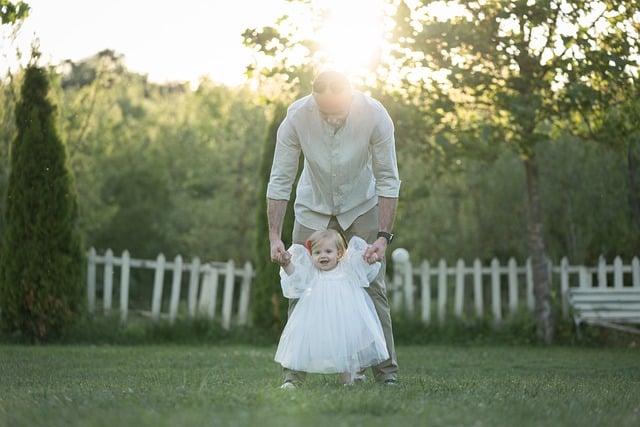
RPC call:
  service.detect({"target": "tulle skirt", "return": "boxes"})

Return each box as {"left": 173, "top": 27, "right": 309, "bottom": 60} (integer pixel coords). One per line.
{"left": 274, "top": 279, "right": 389, "bottom": 374}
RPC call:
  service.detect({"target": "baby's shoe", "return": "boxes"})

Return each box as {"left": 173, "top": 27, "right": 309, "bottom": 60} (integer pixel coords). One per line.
{"left": 353, "top": 372, "right": 367, "bottom": 383}
{"left": 280, "top": 380, "right": 297, "bottom": 390}
{"left": 340, "top": 372, "right": 355, "bottom": 386}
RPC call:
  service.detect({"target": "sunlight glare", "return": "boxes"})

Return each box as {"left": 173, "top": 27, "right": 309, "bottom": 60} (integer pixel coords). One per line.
{"left": 314, "top": 0, "right": 386, "bottom": 79}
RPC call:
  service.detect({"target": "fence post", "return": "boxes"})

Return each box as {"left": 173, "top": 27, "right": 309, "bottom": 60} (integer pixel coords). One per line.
{"left": 187, "top": 257, "right": 201, "bottom": 318}
{"left": 221, "top": 260, "right": 235, "bottom": 330}
{"left": 560, "top": 257, "right": 569, "bottom": 318}
{"left": 238, "top": 261, "right": 253, "bottom": 326}
{"left": 507, "top": 257, "right": 518, "bottom": 314}
{"left": 454, "top": 259, "right": 465, "bottom": 318}
{"left": 169, "top": 254, "right": 183, "bottom": 324}
{"left": 151, "top": 253, "right": 166, "bottom": 322}
{"left": 391, "top": 249, "right": 409, "bottom": 313}
{"left": 87, "top": 247, "right": 97, "bottom": 315}
{"left": 491, "top": 258, "right": 501, "bottom": 324}
{"left": 119, "top": 250, "right": 131, "bottom": 324}
{"left": 420, "top": 260, "right": 431, "bottom": 324}
{"left": 103, "top": 249, "right": 114, "bottom": 314}
{"left": 437, "top": 259, "right": 447, "bottom": 324}
{"left": 633, "top": 257, "right": 640, "bottom": 288}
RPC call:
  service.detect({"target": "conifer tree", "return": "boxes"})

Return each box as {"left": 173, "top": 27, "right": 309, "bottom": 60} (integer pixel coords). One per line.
{"left": 0, "top": 65, "right": 85, "bottom": 340}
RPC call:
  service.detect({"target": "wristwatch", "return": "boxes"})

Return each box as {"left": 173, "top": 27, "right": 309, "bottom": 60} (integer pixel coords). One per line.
{"left": 377, "top": 231, "right": 394, "bottom": 245}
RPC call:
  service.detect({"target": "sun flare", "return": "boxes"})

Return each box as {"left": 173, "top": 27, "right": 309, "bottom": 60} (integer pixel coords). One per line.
{"left": 313, "top": 0, "right": 387, "bottom": 79}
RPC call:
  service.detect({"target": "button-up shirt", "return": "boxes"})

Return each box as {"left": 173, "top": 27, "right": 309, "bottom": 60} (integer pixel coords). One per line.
{"left": 266, "top": 90, "right": 401, "bottom": 231}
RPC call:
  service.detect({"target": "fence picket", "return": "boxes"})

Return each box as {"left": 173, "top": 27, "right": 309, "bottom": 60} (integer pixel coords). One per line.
{"left": 187, "top": 257, "right": 201, "bottom": 318}
{"left": 526, "top": 257, "right": 534, "bottom": 310}
{"left": 437, "top": 259, "right": 447, "bottom": 324}
{"left": 491, "top": 258, "right": 501, "bottom": 323}
{"left": 560, "top": 257, "right": 569, "bottom": 318}
{"left": 238, "top": 261, "right": 253, "bottom": 325}
{"left": 119, "top": 250, "right": 130, "bottom": 324}
{"left": 87, "top": 247, "right": 97, "bottom": 314}
{"left": 454, "top": 260, "right": 465, "bottom": 318}
{"left": 473, "top": 259, "right": 483, "bottom": 317}
{"left": 103, "top": 249, "right": 114, "bottom": 314}
{"left": 633, "top": 257, "right": 640, "bottom": 288}
{"left": 168, "top": 254, "right": 183, "bottom": 324}
{"left": 598, "top": 256, "right": 607, "bottom": 288}
{"left": 151, "top": 253, "right": 166, "bottom": 321}
{"left": 221, "top": 260, "right": 235, "bottom": 330}
{"left": 508, "top": 257, "right": 518, "bottom": 314}
{"left": 420, "top": 260, "right": 431, "bottom": 323}
{"left": 614, "top": 256, "right": 623, "bottom": 288}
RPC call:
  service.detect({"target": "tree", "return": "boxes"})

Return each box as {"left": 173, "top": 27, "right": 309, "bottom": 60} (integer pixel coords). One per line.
{"left": 0, "top": 0, "right": 29, "bottom": 26}
{"left": 0, "top": 65, "right": 84, "bottom": 340}
{"left": 393, "top": 0, "right": 639, "bottom": 343}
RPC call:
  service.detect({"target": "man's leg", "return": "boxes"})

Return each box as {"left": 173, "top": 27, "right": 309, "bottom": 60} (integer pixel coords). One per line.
{"left": 345, "top": 205, "right": 399, "bottom": 382}
{"left": 282, "top": 218, "right": 319, "bottom": 385}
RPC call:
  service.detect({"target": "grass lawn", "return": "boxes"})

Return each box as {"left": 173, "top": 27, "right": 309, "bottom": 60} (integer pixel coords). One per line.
{"left": 1, "top": 344, "right": 639, "bottom": 426}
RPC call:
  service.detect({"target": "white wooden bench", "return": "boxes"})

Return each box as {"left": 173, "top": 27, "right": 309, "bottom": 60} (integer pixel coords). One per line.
{"left": 568, "top": 288, "right": 640, "bottom": 336}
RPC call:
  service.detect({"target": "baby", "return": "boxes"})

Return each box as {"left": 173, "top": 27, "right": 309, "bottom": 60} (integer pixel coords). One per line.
{"left": 274, "top": 229, "right": 389, "bottom": 387}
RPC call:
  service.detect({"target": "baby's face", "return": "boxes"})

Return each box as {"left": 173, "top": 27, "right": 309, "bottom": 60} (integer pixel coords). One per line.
{"left": 310, "top": 238, "right": 342, "bottom": 271}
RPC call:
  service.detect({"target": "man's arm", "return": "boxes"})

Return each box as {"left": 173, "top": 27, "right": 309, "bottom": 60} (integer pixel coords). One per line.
{"left": 364, "top": 105, "right": 401, "bottom": 263}
{"left": 266, "top": 112, "right": 301, "bottom": 265}
{"left": 268, "top": 198, "right": 291, "bottom": 265}
{"left": 378, "top": 195, "right": 398, "bottom": 233}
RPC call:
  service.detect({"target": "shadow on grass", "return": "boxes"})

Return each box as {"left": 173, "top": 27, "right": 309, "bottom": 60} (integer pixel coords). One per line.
{"left": 1, "top": 308, "right": 637, "bottom": 348}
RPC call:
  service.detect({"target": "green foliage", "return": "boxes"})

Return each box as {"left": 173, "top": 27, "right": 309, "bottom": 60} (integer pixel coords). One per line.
{"left": 251, "top": 104, "right": 298, "bottom": 334}
{"left": 0, "top": 65, "right": 85, "bottom": 340}
{"left": 0, "top": 0, "right": 29, "bottom": 25}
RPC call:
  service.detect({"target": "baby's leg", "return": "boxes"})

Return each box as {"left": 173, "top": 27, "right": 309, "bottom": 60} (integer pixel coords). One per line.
{"left": 340, "top": 371, "right": 355, "bottom": 385}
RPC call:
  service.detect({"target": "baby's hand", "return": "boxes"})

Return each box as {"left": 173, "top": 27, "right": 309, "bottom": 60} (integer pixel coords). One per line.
{"left": 362, "top": 251, "right": 379, "bottom": 264}
{"left": 281, "top": 251, "right": 292, "bottom": 266}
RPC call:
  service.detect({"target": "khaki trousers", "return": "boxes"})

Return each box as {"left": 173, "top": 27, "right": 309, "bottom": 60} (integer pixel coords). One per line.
{"left": 282, "top": 205, "right": 399, "bottom": 384}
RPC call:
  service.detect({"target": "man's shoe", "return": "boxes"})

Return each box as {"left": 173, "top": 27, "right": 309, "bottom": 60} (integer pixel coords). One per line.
{"left": 383, "top": 378, "right": 399, "bottom": 386}
{"left": 280, "top": 381, "right": 297, "bottom": 390}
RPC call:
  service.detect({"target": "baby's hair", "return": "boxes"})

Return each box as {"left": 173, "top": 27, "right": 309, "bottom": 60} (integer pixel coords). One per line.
{"left": 305, "top": 229, "right": 347, "bottom": 258}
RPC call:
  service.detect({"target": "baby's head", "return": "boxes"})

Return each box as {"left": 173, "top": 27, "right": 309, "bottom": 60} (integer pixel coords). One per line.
{"left": 305, "top": 229, "right": 347, "bottom": 271}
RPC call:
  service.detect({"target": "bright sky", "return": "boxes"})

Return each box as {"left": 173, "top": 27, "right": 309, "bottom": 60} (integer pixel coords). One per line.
{"left": 0, "top": 0, "right": 389, "bottom": 87}
{"left": 0, "top": 0, "right": 292, "bottom": 86}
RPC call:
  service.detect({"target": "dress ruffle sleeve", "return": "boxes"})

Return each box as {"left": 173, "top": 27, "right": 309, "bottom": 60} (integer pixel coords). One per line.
{"left": 342, "top": 235, "right": 381, "bottom": 287}
{"left": 279, "top": 243, "right": 315, "bottom": 299}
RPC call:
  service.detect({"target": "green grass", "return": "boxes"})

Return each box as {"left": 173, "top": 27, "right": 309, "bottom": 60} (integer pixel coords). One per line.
{"left": 1, "top": 344, "right": 639, "bottom": 426}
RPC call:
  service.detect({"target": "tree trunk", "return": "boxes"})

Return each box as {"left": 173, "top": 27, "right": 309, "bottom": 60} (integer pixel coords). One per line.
{"left": 523, "top": 153, "right": 554, "bottom": 344}
{"left": 627, "top": 136, "right": 640, "bottom": 236}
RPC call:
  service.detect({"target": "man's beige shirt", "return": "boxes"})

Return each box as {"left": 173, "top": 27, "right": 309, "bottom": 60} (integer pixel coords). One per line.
{"left": 266, "top": 90, "right": 401, "bottom": 231}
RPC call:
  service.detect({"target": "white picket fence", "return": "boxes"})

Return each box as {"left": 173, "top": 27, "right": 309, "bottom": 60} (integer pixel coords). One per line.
{"left": 389, "top": 249, "right": 640, "bottom": 324}
{"left": 86, "top": 248, "right": 253, "bottom": 329}
{"left": 87, "top": 246, "right": 640, "bottom": 329}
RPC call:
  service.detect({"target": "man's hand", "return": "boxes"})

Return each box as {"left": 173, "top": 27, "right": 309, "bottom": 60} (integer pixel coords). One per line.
{"left": 363, "top": 237, "right": 387, "bottom": 264}
{"left": 270, "top": 239, "right": 291, "bottom": 266}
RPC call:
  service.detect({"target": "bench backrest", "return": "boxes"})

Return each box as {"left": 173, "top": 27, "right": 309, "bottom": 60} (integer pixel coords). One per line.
{"left": 568, "top": 288, "right": 640, "bottom": 324}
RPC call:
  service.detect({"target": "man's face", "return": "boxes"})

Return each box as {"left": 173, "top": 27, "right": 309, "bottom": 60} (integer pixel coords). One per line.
{"left": 312, "top": 76, "right": 353, "bottom": 118}
{"left": 310, "top": 238, "right": 342, "bottom": 271}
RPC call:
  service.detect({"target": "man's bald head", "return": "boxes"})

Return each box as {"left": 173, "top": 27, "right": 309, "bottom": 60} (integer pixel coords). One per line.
{"left": 312, "top": 69, "right": 353, "bottom": 117}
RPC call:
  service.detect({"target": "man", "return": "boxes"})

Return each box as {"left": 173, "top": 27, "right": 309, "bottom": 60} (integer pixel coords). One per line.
{"left": 266, "top": 69, "right": 401, "bottom": 389}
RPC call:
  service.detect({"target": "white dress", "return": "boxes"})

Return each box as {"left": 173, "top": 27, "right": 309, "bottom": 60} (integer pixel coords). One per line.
{"left": 274, "top": 235, "right": 390, "bottom": 374}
